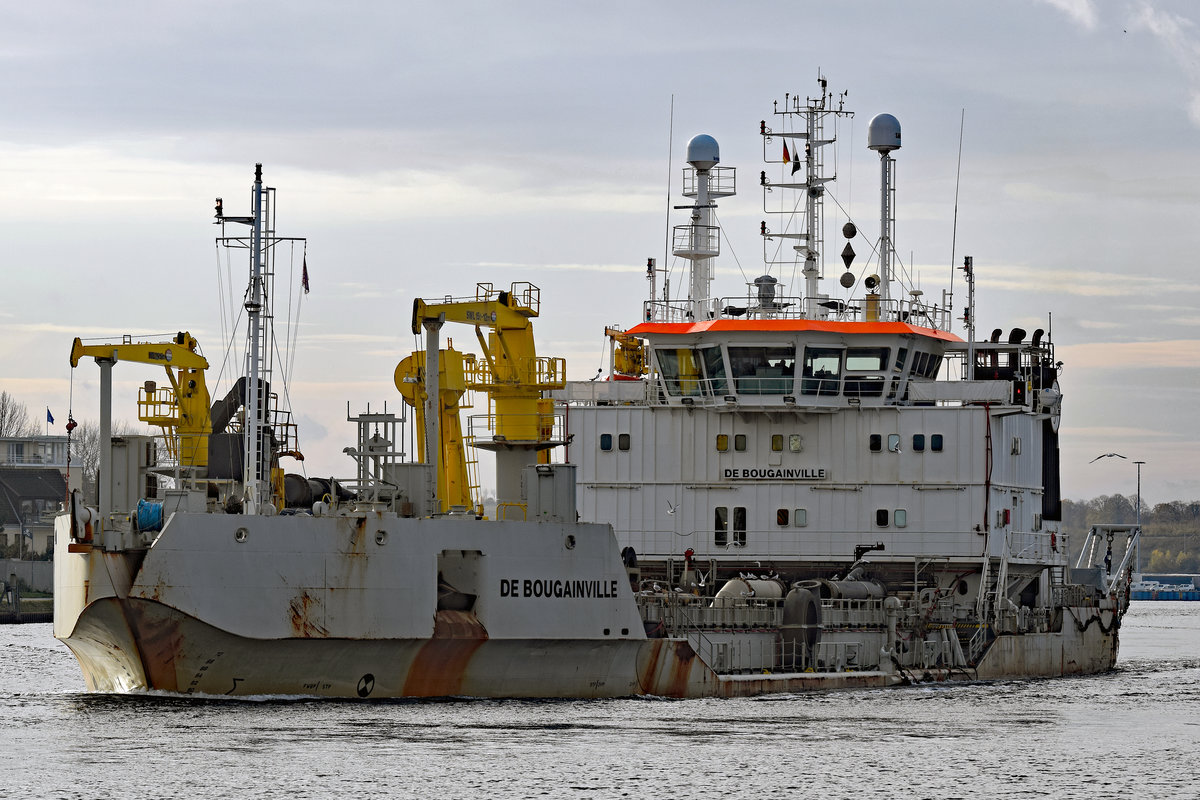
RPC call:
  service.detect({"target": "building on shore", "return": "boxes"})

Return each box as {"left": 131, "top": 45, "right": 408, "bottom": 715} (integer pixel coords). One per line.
{"left": 0, "top": 435, "right": 71, "bottom": 557}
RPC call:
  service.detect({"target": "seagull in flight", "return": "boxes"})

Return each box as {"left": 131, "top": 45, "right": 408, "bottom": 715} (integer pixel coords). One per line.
{"left": 1089, "top": 452, "right": 1127, "bottom": 463}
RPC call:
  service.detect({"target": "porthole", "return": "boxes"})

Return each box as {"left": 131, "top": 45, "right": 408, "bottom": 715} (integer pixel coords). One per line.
{"left": 234, "top": 527, "right": 248, "bottom": 543}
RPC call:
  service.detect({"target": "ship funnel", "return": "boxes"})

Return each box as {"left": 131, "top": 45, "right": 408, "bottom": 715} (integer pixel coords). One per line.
{"left": 868, "top": 114, "right": 901, "bottom": 152}
{"left": 686, "top": 134, "right": 720, "bottom": 170}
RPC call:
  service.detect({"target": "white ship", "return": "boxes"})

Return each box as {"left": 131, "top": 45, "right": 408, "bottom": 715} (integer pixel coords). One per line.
{"left": 55, "top": 84, "right": 1136, "bottom": 697}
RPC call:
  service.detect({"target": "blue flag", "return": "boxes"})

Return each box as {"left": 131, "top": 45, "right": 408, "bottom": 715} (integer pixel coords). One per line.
{"left": 46, "top": 408, "right": 54, "bottom": 424}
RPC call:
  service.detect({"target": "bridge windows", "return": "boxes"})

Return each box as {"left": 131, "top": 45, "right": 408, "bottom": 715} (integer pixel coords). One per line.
{"left": 801, "top": 347, "right": 842, "bottom": 396}
{"left": 656, "top": 345, "right": 728, "bottom": 397}
{"left": 729, "top": 346, "right": 795, "bottom": 395}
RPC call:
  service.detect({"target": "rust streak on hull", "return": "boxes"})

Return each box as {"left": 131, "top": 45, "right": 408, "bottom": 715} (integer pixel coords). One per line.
{"left": 401, "top": 610, "right": 489, "bottom": 697}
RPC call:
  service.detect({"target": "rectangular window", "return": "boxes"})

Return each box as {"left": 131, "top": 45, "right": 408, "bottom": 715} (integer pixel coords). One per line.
{"left": 771, "top": 434, "right": 784, "bottom": 452}
{"left": 875, "top": 509, "right": 890, "bottom": 527}
{"left": 618, "top": 433, "right": 631, "bottom": 451}
{"left": 714, "top": 507, "right": 728, "bottom": 547}
{"left": 887, "top": 433, "right": 901, "bottom": 453}
{"left": 789, "top": 434, "right": 803, "bottom": 453}
{"left": 801, "top": 347, "right": 842, "bottom": 396}
{"left": 846, "top": 347, "right": 890, "bottom": 371}
{"left": 734, "top": 434, "right": 747, "bottom": 452}
{"left": 656, "top": 347, "right": 702, "bottom": 396}
{"left": 912, "top": 433, "right": 926, "bottom": 452}
{"left": 931, "top": 434, "right": 944, "bottom": 452}
{"left": 894, "top": 509, "right": 907, "bottom": 528}
{"left": 733, "top": 507, "right": 747, "bottom": 546}
{"left": 925, "top": 354, "right": 943, "bottom": 379}
{"left": 657, "top": 346, "right": 729, "bottom": 396}
{"left": 729, "top": 346, "right": 796, "bottom": 395}
{"left": 699, "top": 346, "right": 728, "bottom": 394}
{"left": 776, "top": 508, "right": 789, "bottom": 526}
{"left": 869, "top": 434, "right": 882, "bottom": 452}
{"left": 716, "top": 434, "right": 729, "bottom": 452}
{"left": 1011, "top": 437, "right": 1021, "bottom": 455}
{"left": 794, "top": 508, "right": 808, "bottom": 527}
{"left": 894, "top": 347, "right": 908, "bottom": 373}
{"left": 600, "top": 433, "right": 613, "bottom": 451}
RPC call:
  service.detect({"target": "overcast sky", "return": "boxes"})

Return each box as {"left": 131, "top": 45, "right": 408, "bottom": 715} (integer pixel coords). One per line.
{"left": 0, "top": 0, "right": 1196, "bottom": 505}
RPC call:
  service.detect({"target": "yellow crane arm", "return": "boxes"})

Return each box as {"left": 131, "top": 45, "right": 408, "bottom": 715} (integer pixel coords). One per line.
{"left": 68, "top": 331, "right": 212, "bottom": 468}
{"left": 70, "top": 331, "right": 209, "bottom": 370}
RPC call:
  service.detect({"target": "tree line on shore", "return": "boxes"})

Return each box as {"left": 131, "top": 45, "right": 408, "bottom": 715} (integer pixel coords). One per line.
{"left": 1061, "top": 496, "right": 1200, "bottom": 573}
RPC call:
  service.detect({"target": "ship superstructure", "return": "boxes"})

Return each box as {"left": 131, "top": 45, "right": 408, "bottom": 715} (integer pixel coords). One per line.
{"left": 54, "top": 84, "right": 1135, "bottom": 698}
{"left": 558, "top": 81, "right": 1132, "bottom": 679}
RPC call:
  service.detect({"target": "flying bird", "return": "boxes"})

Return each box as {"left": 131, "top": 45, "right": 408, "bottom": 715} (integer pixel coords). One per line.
{"left": 1089, "top": 453, "right": 1127, "bottom": 463}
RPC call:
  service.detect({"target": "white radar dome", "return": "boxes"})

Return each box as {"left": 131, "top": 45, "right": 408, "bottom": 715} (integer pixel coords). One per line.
{"left": 686, "top": 134, "right": 720, "bottom": 170}
{"left": 867, "top": 114, "right": 901, "bottom": 152}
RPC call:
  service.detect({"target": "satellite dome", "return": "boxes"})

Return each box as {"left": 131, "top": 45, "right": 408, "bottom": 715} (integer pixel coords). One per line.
{"left": 867, "top": 114, "right": 901, "bottom": 152}
{"left": 686, "top": 134, "right": 720, "bottom": 170}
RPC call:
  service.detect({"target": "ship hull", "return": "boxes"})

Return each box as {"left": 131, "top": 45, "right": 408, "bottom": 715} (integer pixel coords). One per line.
{"left": 58, "top": 593, "right": 1119, "bottom": 699}
{"left": 54, "top": 512, "right": 1121, "bottom": 699}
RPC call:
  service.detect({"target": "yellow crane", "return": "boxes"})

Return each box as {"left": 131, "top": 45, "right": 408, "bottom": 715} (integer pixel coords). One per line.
{"left": 69, "top": 331, "right": 211, "bottom": 469}
{"left": 393, "top": 347, "right": 478, "bottom": 513}
{"left": 406, "top": 282, "right": 565, "bottom": 514}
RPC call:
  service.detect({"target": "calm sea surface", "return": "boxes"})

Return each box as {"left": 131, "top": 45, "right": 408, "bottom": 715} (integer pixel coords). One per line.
{"left": 2, "top": 603, "right": 1197, "bottom": 799}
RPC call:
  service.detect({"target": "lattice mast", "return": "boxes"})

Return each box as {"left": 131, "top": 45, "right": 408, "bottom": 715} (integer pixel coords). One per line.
{"left": 760, "top": 79, "right": 853, "bottom": 317}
